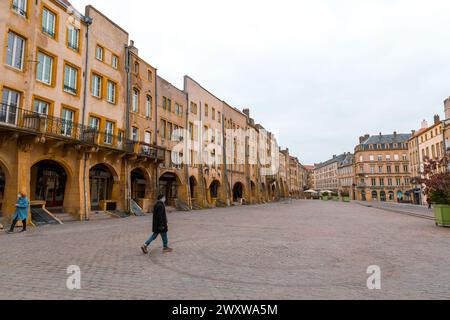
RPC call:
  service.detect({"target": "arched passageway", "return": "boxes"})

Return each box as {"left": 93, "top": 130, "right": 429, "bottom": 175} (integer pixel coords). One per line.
{"left": 232, "top": 182, "right": 244, "bottom": 202}
{"left": 131, "top": 168, "right": 147, "bottom": 202}
{"left": 159, "top": 172, "right": 180, "bottom": 206}
{"left": 89, "top": 164, "right": 114, "bottom": 210}
{"left": 209, "top": 180, "right": 221, "bottom": 204}
{"left": 31, "top": 160, "right": 68, "bottom": 209}
{"left": 189, "top": 176, "right": 197, "bottom": 200}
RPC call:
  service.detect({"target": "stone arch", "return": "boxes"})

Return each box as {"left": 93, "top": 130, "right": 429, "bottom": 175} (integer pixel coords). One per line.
{"left": 130, "top": 167, "right": 152, "bottom": 202}
{"left": 189, "top": 176, "right": 199, "bottom": 200}
{"left": 371, "top": 190, "right": 378, "bottom": 201}
{"left": 208, "top": 179, "right": 221, "bottom": 205}
{"left": 89, "top": 163, "right": 119, "bottom": 211}
{"left": 30, "top": 159, "right": 72, "bottom": 209}
{"left": 159, "top": 171, "right": 183, "bottom": 206}
{"left": 0, "top": 158, "right": 10, "bottom": 216}
{"left": 232, "top": 182, "right": 244, "bottom": 202}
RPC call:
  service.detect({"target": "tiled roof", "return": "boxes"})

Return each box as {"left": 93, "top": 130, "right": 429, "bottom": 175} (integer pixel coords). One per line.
{"left": 361, "top": 133, "right": 411, "bottom": 145}
{"left": 314, "top": 153, "right": 348, "bottom": 170}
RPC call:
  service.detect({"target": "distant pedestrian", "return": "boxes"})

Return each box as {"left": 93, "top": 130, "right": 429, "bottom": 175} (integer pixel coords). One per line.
{"left": 141, "top": 195, "right": 173, "bottom": 255}
{"left": 7, "top": 191, "right": 29, "bottom": 234}
{"left": 427, "top": 199, "right": 432, "bottom": 209}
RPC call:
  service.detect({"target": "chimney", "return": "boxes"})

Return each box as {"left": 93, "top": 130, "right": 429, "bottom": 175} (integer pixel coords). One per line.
{"left": 421, "top": 119, "right": 428, "bottom": 129}
{"left": 434, "top": 114, "right": 441, "bottom": 125}
{"left": 411, "top": 130, "right": 416, "bottom": 136}
{"left": 243, "top": 108, "right": 250, "bottom": 117}
{"left": 393, "top": 131, "right": 397, "bottom": 137}
{"left": 444, "top": 97, "right": 450, "bottom": 119}
{"left": 129, "top": 40, "right": 138, "bottom": 55}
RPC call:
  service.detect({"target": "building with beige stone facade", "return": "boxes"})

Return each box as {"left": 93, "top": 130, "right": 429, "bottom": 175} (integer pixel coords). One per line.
{"left": 337, "top": 153, "right": 354, "bottom": 199}
{"left": 313, "top": 153, "right": 348, "bottom": 193}
{"left": 354, "top": 133, "right": 412, "bottom": 202}
{"left": 0, "top": 1, "right": 305, "bottom": 226}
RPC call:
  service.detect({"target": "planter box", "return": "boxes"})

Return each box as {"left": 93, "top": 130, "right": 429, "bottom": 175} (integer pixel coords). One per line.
{"left": 434, "top": 205, "right": 450, "bottom": 227}
{"left": 322, "top": 196, "right": 329, "bottom": 201}
{"left": 332, "top": 196, "right": 339, "bottom": 201}
{"left": 342, "top": 197, "right": 350, "bottom": 202}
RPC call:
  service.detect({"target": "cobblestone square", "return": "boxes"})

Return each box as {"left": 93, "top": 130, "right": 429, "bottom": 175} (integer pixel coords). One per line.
{"left": 1, "top": 200, "right": 450, "bottom": 300}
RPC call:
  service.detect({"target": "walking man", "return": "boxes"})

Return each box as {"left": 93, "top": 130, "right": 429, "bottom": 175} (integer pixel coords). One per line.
{"left": 141, "top": 195, "right": 173, "bottom": 254}
{"left": 7, "top": 190, "right": 29, "bottom": 234}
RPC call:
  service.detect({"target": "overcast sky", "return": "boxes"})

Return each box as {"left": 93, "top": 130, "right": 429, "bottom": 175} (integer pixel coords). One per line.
{"left": 71, "top": 0, "right": 450, "bottom": 164}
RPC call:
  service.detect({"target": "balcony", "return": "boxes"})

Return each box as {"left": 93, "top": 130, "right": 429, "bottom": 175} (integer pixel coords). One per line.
{"left": 0, "top": 104, "right": 165, "bottom": 161}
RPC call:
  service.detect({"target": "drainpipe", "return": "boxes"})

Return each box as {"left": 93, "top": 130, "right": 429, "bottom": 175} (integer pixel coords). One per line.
{"left": 82, "top": 17, "right": 92, "bottom": 221}
{"left": 184, "top": 91, "right": 191, "bottom": 208}
{"left": 222, "top": 112, "right": 230, "bottom": 205}
{"left": 154, "top": 70, "right": 159, "bottom": 199}
{"left": 124, "top": 45, "right": 132, "bottom": 212}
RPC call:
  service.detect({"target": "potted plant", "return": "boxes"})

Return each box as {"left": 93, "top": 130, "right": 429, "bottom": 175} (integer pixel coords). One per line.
{"left": 322, "top": 192, "right": 329, "bottom": 201}
{"left": 341, "top": 191, "right": 351, "bottom": 202}
{"left": 420, "top": 155, "right": 450, "bottom": 227}
{"left": 332, "top": 192, "right": 339, "bottom": 201}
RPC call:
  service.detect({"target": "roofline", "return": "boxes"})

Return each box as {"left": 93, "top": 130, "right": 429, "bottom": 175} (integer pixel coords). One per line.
{"left": 85, "top": 5, "right": 129, "bottom": 35}
{"left": 184, "top": 75, "right": 224, "bottom": 104}
{"left": 157, "top": 75, "right": 186, "bottom": 97}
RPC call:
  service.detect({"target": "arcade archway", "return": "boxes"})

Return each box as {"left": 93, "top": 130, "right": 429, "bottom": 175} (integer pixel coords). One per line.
{"left": 159, "top": 172, "right": 180, "bottom": 206}
{"left": 89, "top": 164, "right": 114, "bottom": 210}
{"left": 232, "top": 182, "right": 244, "bottom": 202}
{"left": 31, "top": 160, "right": 68, "bottom": 209}
{"left": 0, "top": 165, "right": 5, "bottom": 213}
{"left": 208, "top": 180, "right": 221, "bottom": 204}
{"left": 130, "top": 168, "right": 148, "bottom": 202}
{"left": 189, "top": 176, "right": 197, "bottom": 200}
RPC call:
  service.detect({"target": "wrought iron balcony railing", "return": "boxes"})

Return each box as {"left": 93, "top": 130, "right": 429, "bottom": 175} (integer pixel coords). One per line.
{"left": 0, "top": 104, "right": 165, "bottom": 161}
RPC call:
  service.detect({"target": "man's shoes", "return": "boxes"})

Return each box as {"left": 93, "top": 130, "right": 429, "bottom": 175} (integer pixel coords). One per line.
{"left": 6, "top": 230, "right": 14, "bottom": 234}
{"left": 19, "top": 229, "right": 27, "bottom": 233}
{"left": 141, "top": 245, "right": 148, "bottom": 254}
{"left": 163, "top": 247, "right": 173, "bottom": 253}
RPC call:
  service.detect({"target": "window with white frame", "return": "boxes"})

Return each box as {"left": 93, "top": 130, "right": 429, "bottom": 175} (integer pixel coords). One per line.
{"left": 89, "top": 116, "right": 100, "bottom": 131}
{"left": 33, "top": 99, "right": 49, "bottom": 115}
{"left": 64, "top": 64, "right": 78, "bottom": 95}
{"left": 146, "top": 95, "right": 152, "bottom": 118}
{"left": 61, "top": 108, "right": 74, "bottom": 137}
{"left": 42, "top": 8, "right": 56, "bottom": 38}
{"left": 132, "top": 127, "right": 139, "bottom": 141}
{"left": 107, "top": 81, "right": 116, "bottom": 104}
{"left": 12, "top": 0, "right": 27, "bottom": 17}
{"left": 36, "top": 51, "right": 53, "bottom": 85}
{"left": 91, "top": 74, "right": 102, "bottom": 98}
{"left": 104, "top": 121, "right": 114, "bottom": 145}
{"left": 132, "top": 89, "right": 139, "bottom": 112}
{"left": 1, "top": 88, "right": 20, "bottom": 125}
{"left": 6, "top": 31, "right": 25, "bottom": 70}
{"left": 67, "top": 25, "right": 80, "bottom": 51}
{"left": 96, "top": 46, "right": 104, "bottom": 61}
{"left": 112, "top": 55, "right": 118, "bottom": 69}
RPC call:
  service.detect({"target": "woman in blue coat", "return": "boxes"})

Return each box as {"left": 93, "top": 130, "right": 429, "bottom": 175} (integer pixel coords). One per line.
{"left": 7, "top": 191, "right": 29, "bottom": 234}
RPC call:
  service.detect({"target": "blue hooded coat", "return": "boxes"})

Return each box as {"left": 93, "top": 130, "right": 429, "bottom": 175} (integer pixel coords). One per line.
{"left": 13, "top": 196, "right": 29, "bottom": 221}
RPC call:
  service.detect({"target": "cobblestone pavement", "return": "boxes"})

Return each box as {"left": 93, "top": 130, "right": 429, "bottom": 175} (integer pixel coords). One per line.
{"left": 355, "top": 201, "right": 435, "bottom": 219}
{"left": 1, "top": 200, "right": 450, "bottom": 300}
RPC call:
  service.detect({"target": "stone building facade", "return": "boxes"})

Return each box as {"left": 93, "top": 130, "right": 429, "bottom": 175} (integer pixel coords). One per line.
{"left": 0, "top": 1, "right": 305, "bottom": 224}
{"left": 354, "top": 133, "right": 412, "bottom": 202}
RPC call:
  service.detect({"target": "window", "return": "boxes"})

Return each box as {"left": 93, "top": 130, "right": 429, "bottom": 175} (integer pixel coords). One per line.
{"left": 36, "top": 51, "right": 54, "bottom": 85}
{"left": 403, "top": 165, "right": 408, "bottom": 173}
{"left": 104, "top": 121, "right": 114, "bottom": 145}
{"left": 112, "top": 55, "right": 118, "bottom": 69}
{"left": 190, "top": 102, "right": 197, "bottom": 115}
{"left": 161, "top": 119, "right": 167, "bottom": 139}
{"left": 33, "top": 99, "right": 49, "bottom": 115}
{"left": 388, "top": 178, "right": 393, "bottom": 186}
{"left": 146, "top": 95, "right": 152, "bottom": 118}
{"left": 369, "top": 155, "right": 374, "bottom": 162}
{"left": 6, "top": 31, "right": 25, "bottom": 70}
{"left": 134, "top": 62, "right": 139, "bottom": 74}
{"left": 397, "top": 178, "right": 401, "bottom": 186}
{"left": 378, "top": 166, "right": 383, "bottom": 173}
{"left": 132, "top": 89, "right": 139, "bottom": 112}
{"left": 96, "top": 46, "right": 104, "bottom": 61}
{"left": 379, "top": 178, "right": 385, "bottom": 186}
{"left": 118, "top": 131, "right": 124, "bottom": 148}
{"left": 1, "top": 88, "right": 20, "bottom": 125}
{"left": 212, "top": 108, "right": 216, "bottom": 120}
{"left": 394, "top": 154, "right": 399, "bottom": 161}
{"left": 371, "top": 178, "right": 376, "bottom": 186}
{"left": 167, "top": 99, "right": 172, "bottom": 112}
{"left": 163, "top": 97, "right": 167, "bottom": 110}
{"left": 67, "top": 26, "right": 80, "bottom": 51}
{"left": 61, "top": 108, "right": 74, "bottom": 137}
{"left": 91, "top": 74, "right": 102, "bottom": 98}
{"left": 395, "top": 165, "right": 400, "bottom": 173}
{"left": 147, "top": 70, "right": 152, "bottom": 81}
{"left": 175, "top": 103, "right": 182, "bottom": 116}
{"left": 132, "top": 127, "right": 139, "bottom": 141}
{"left": 107, "top": 81, "right": 116, "bottom": 104}
{"left": 89, "top": 116, "right": 100, "bottom": 130}
{"left": 64, "top": 64, "right": 78, "bottom": 95}
{"left": 42, "top": 8, "right": 56, "bottom": 38}
{"left": 205, "top": 104, "right": 209, "bottom": 117}
{"left": 386, "top": 155, "right": 391, "bottom": 161}
{"left": 386, "top": 166, "right": 391, "bottom": 173}
{"left": 402, "top": 154, "right": 407, "bottom": 161}
{"left": 12, "top": 0, "right": 27, "bottom": 17}
{"left": 370, "top": 166, "right": 375, "bottom": 174}
{"left": 218, "top": 112, "right": 221, "bottom": 123}
{"left": 168, "top": 123, "right": 173, "bottom": 140}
